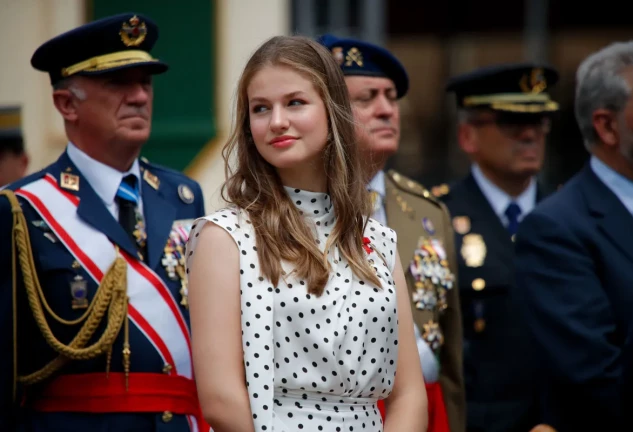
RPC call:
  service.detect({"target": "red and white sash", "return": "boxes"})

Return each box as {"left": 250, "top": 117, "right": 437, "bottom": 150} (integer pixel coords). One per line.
{"left": 16, "top": 174, "right": 193, "bottom": 381}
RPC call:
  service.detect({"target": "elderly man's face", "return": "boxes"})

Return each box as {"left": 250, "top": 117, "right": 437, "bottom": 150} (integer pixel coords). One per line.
{"left": 74, "top": 68, "right": 154, "bottom": 147}
{"left": 345, "top": 76, "right": 400, "bottom": 171}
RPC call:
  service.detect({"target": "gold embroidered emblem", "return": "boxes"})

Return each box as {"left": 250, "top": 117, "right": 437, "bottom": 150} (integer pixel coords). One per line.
{"left": 345, "top": 47, "right": 363, "bottom": 67}
{"left": 520, "top": 68, "right": 547, "bottom": 94}
{"left": 120, "top": 15, "right": 147, "bottom": 47}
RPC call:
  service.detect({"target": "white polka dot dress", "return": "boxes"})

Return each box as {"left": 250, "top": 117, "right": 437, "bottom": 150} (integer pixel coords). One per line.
{"left": 186, "top": 187, "right": 399, "bottom": 432}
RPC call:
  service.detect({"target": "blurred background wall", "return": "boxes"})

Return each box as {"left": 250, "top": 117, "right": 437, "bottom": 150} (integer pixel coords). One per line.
{"left": 0, "top": 0, "right": 630, "bottom": 211}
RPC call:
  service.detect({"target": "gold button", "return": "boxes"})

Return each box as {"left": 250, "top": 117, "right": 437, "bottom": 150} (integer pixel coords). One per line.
{"left": 511, "top": 234, "right": 516, "bottom": 242}
{"left": 162, "top": 363, "right": 172, "bottom": 374}
{"left": 162, "top": 411, "right": 173, "bottom": 422}
{"left": 474, "top": 318, "right": 486, "bottom": 333}
{"left": 72, "top": 260, "right": 81, "bottom": 269}
{"left": 472, "top": 278, "right": 486, "bottom": 291}
{"left": 137, "top": 252, "right": 144, "bottom": 260}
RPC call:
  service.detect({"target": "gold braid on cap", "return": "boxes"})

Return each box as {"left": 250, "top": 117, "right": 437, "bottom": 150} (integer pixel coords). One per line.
{"left": 61, "top": 50, "right": 157, "bottom": 77}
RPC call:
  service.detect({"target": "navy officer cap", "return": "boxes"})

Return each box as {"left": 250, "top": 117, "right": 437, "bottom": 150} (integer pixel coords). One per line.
{"left": 31, "top": 13, "right": 168, "bottom": 85}
{"left": 446, "top": 63, "right": 560, "bottom": 114}
{"left": 317, "top": 34, "right": 409, "bottom": 99}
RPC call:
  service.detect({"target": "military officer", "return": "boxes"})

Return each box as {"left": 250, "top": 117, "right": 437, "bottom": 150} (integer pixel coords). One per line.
{"left": 318, "top": 34, "right": 465, "bottom": 432}
{"left": 435, "top": 64, "right": 560, "bottom": 432}
{"left": 0, "top": 105, "right": 29, "bottom": 187}
{"left": 0, "top": 13, "right": 207, "bottom": 431}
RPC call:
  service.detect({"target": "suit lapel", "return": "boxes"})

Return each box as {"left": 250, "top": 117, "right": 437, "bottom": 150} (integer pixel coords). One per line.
{"left": 53, "top": 152, "right": 140, "bottom": 258}
{"left": 582, "top": 166, "right": 633, "bottom": 264}
{"left": 140, "top": 164, "right": 176, "bottom": 270}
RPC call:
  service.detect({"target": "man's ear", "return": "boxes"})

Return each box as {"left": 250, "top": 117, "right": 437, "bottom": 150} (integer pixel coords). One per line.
{"left": 592, "top": 108, "right": 619, "bottom": 148}
{"left": 458, "top": 122, "right": 478, "bottom": 155}
{"left": 52, "top": 89, "right": 79, "bottom": 122}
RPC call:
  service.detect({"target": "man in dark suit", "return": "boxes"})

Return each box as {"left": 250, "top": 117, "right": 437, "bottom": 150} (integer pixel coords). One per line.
{"left": 0, "top": 13, "right": 207, "bottom": 431}
{"left": 433, "top": 64, "right": 560, "bottom": 432}
{"left": 515, "top": 41, "right": 633, "bottom": 432}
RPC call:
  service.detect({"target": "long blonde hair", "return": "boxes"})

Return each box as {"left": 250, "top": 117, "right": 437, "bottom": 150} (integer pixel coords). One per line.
{"left": 222, "top": 35, "right": 381, "bottom": 295}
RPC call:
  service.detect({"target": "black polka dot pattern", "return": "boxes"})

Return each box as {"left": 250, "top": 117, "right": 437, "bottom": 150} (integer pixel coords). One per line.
{"left": 186, "top": 187, "right": 398, "bottom": 431}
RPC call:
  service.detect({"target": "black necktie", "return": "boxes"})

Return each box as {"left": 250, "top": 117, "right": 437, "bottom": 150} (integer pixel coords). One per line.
{"left": 505, "top": 202, "right": 522, "bottom": 236}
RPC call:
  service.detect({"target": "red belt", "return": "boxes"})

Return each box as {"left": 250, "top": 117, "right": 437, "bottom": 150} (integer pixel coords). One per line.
{"left": 377, "top": 381, "right": 450, "bottom": 432}
{"left": 31, "top": 372, "right": 209, "bottom": 430}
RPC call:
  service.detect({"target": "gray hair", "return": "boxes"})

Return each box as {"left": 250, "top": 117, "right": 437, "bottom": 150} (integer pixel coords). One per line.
{"left": 575, "top": 41, "right": 633, "bottom": 150}
{"left": 53, "top": 77, "right": 87, "bottom": 101}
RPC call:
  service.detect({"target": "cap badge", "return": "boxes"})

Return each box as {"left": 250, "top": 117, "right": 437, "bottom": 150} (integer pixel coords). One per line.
{"left": 345, "top": 47, "right": 364, "bottom": 67}
{"left": 331, "top": 47, "right": 344, "bottom": 65}
{"left": 520, "top": 67, "right": 547, "bottom": 94}
{"left": 120, "top": 15, "right": 147, "bottom": 47}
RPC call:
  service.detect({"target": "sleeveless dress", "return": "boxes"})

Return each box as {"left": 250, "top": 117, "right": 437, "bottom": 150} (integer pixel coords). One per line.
{"left": 186, "top": 187, "right": 400, "bottom": 432}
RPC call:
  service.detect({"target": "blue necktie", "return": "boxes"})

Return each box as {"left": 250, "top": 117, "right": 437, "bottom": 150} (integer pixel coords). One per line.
{"left": 504, "top": 202, "right": 522, "bottom": 236}
{"left": 116, "top": 175, "right": 142, "bottom": 249}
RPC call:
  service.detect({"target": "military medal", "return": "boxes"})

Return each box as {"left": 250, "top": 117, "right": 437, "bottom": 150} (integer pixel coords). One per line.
{"left": 70, "top": 275, "right": 88, "bottom": 309}
{"left": 162, "top": 220, "right": 195, "bottom": 309}
{"left": 422, "top": 320, "right": 444, "bottom": 352}
{"left": 409, "top": 238, "right": 455, "bottom": 313}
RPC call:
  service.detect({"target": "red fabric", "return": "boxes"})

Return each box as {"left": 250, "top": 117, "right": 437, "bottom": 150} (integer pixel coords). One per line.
{"left": 377, "top": 381, "right": 450, "bottom": 432}
{"left": 31, "top": 372, "right": 209, "bottom": 430}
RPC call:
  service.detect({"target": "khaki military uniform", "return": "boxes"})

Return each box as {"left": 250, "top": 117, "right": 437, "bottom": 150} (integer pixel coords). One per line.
{"left": 384, "top": 170, "right": 465, "bottom": 432}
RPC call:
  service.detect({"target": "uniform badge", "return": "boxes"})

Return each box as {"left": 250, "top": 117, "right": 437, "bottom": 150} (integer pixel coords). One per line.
{"left": 345, "top": 47, "right": 364, "bottom": 67}
{"left": 422, "top": 217, "right": 435, "bottom": 235}
{"left": 178, "top": 184, "right": 195, "bottom": 204}
{"left": 70, "top": 275, "right": 88, "bottom": 309}
{"left": 422, "top": 320, "right": 444, "bottom": 352}
{"left": 119, "top": 15, "right": 147, "bottom": 47}
{"left": 31, "top": 220, "right": 59, "bottom": 243}
{"left": 60, "top": 173, "right": 80, "bottom": 191}
{"left": 452, "top": 216, "right": 471, "bottom": 235}
{"left": 162, "top": 219, "right": 195, "bottom": 308}
{"left": 143, "top": 169, "right": 160, "bottom": 190}
{"left": 461, "top": 233, "right": 487, "bottom": 267}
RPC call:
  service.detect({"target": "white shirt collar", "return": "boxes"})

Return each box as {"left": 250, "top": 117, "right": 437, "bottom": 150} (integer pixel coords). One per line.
{"left": 66, "top": 141, "right": 141, "bottom": 206}
{"left": 368, "top": 170, "right": 386, "bottom": 197}
{"left": 590, "top": 155, "right": 633, "bottom": 216}
{"left": 471, "top": 163, "right": 537, "bottom": 223}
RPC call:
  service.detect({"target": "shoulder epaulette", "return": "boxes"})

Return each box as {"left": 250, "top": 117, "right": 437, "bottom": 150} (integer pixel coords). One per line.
{"left": 386, "top": 169, "right": 440, "bottom": 205}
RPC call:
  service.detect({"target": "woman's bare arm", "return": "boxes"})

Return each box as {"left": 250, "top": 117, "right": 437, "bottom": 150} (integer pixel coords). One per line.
{"left": 188, "top": 222, "right": 255, "bottom": 432}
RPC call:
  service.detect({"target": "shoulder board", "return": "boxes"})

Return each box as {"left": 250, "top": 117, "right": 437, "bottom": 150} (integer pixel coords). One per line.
{"left": 386, "top": 169, "right": 439, "bottom": 205}
{"left": 430, "top": 182, "right": 451, "bottom": 199}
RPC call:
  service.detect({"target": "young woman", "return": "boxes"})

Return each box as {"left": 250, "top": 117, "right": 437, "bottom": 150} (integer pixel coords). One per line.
{"left": 186, "top": 35, "right": 427, "bottom": 432}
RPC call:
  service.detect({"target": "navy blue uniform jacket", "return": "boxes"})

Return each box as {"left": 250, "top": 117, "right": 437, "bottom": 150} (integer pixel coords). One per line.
{"left": 0, "top": 151, "right": 205, "bottom": 431}
{"left": 514, "top": 165, "right": 633, "bottom": 431}
{"left": 440, "top": 174, "right": 544, "bottom": 432}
